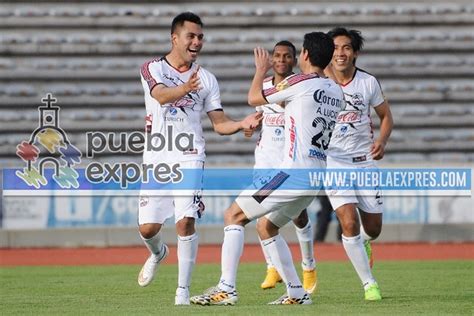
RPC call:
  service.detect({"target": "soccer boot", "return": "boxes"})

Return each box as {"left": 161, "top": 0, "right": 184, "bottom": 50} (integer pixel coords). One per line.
{"left": 302, "top": 268, "right": 318, "bottom": 294}
{"left": 364, "top": 240, "right": 374, "bottom": 269}
{"left": 261, "top": 267, "right": 282, "bottom": 289}
{"left": 190, "top": 287, "right": 238, "bottom": 306}
{"left": 137, "top": 244, "right": 169, "bottom": 287}
{"left": 364, "top": 283, "right": 382, "bottom": 301}
{"left": 175, "top": 287, "right": 190, "bottom": 305}
{"left": 268, "top": 292, "right": 312, "bottom": 305}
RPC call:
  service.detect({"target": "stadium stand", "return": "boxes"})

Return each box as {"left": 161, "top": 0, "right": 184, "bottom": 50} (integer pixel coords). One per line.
{"left": 0, "top": 1, "right": 473, "bottom": 166}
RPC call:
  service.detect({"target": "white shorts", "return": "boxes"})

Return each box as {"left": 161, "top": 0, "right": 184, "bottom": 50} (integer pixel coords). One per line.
{"left": 326, "top": 156, "right": 383, "bottom": 213}
{"left": 236, "top": 170, "right": 317, "bottom": 228}
{"left": 138, "top": 160, "right": 204, "bottom": 225}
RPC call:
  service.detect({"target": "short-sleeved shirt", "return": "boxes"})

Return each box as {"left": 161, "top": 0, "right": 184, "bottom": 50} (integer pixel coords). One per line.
{"left": 263, "top": 73, "right": 345, "bottom": 169}
{"left": 328, "top": 68, "right": 385, "bottom": 161}
{"left": 254, "top": 77, "right": 285, "bottom": 169}
{"left": 140, "top": 57, "right": 222, "bottom": 164}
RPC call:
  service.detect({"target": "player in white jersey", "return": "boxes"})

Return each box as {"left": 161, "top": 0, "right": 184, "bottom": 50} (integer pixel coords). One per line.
{"left": 254, "top": 41, "right": 317, "bottom": 294}
{"left": 137, "top": 12, "right": 261, "bottom": 306}
{"left": 191, "top": 32, "right": 344, "bottom": 306}
{"left": 325, "top": 27, "right": 393, "bottom": 301}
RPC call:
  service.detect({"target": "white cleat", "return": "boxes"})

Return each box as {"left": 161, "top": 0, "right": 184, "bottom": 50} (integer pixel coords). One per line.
{"left": 137, "top": 244, "right": 169, "bottom": 287}
{"left": 268, "top": 292, "right": 312, "bottom": 305}
{"left": 175, "top": 287, "right": 190, "bottom": 305}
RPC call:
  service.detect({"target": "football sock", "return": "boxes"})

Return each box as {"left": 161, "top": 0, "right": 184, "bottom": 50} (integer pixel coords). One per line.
{"left": 140, "top": 231, "right": 164, "bottom": 258}
{"left": 219, "top": 225, "right": 244, "bottom": 292}
{"left": 360, "top": 224, "right": 373, "bottom": 241}
{"left": 177, "top": 233, "right": 198, "bottom": 291}
{"left": 342, "top": 234, "right": 376, "bottom": 288}
{"left": 262, "top": 234, "right": 306, "bottom": 298}
{"left": 294, "top": 220, "right": 316, "bottom": 270}
{"left": 259, "top": 235, "right": 274, "bottom": 269}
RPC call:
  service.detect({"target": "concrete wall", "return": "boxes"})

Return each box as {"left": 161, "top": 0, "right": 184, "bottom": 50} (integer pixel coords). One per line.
{"left": 1, "top": 223, "right": 472, "bottom": 248}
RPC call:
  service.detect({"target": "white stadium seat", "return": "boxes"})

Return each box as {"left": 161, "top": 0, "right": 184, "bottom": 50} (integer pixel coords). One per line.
{"left": 0, "top": 1, "right": 472, "bottom": 163}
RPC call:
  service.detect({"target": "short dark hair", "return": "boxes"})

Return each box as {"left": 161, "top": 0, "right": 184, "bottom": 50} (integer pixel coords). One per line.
{"left": 273, "top": 40, "right": 296, "bottom": 58}
{"left": 302, "top": 32, "right": 334, "bottom": 69}
{"left": 171, "top": 12, "right": 203, "bottom": 34}
{"left": 327, "top": 27, "right": 365, "bottom": 52}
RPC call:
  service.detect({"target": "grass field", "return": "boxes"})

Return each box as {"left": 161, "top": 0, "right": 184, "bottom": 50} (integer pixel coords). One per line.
{"left": 1, "top": 261, "right": 472, "bottom": 315}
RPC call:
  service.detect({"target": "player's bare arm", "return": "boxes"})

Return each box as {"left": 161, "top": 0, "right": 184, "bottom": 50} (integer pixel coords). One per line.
{"left": 151, "top": 67, "right": 202, "bottom": 105}
{"left": 248, "top": 47, "right": 273, "bottom": 106}
{"left": 371, "top": 101, "right": 393, "bottom": 160}
{"left": 208, "top": 110, "right": 262, "bottom": 135}
{"left": 324, "top": 64, "right": 337, "bottom": 82}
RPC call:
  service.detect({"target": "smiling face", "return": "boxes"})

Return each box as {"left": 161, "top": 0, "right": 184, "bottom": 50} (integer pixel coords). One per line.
{"left": 272, "top": 45, "right": 296, "bottom": 77}
{"left": 171, "top": 21, "right": 204, "bottom": 65}
{"left": 331, "top": 35, "right": 358, "bottom": 73}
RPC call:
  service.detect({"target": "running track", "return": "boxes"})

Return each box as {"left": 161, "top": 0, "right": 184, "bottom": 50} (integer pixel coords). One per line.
{"left": 1, "top": 243, "right": 473, "bottom": 266}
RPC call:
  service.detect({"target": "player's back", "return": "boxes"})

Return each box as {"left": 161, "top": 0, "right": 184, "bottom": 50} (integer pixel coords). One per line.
{"left": 278, "top": 74, "right": 344, "bottom": 169}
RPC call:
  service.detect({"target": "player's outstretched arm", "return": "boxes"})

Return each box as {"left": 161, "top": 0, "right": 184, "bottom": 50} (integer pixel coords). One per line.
{"left": 248, "top": 47, "right": 273, "bottom": 106}
{"left": 371, "top": 101, "right": 393, "bottom": 160}
{"left": 151, "top": 67, "right": 202, "bottom": 105}
{"left": 208, "top": 110, "right": 262, "bottom": 135}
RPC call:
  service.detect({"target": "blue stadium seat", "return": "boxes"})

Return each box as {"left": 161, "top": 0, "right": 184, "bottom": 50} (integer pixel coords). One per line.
{"left": 49, "top": 84, "right": 83, "bottom": 96}
{"left": 5, "top": 84, "right": 36, "bottom": 97}
{"left": 0, "top": 7, "right": 14, "bottom": 17}
{"left": 14, "top": 7, "right": 48, "bottom": 17}
{"left": 67, "top": 33, "right": 100, "bottom": 44}
{"left": 83, "top": 7, "right": 118, "bottom": 17}
{"left": 50, "top": 7, "right": 83, "bottom": 17}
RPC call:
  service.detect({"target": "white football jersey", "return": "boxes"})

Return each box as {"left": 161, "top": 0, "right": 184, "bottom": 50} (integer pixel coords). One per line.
{"left": 264, "top": 73, "right": 344, "bottom": 169}
{"left": 328, "top": 68, "right": 385, "bottom": 161}
{"left": 140, "top": 58, "right": 222, "bottom": 164}
{"left": 254, "top": 77, "right": 286, "bottom": 169}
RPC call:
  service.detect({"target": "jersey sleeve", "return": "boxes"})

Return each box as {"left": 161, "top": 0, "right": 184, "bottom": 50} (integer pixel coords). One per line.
{"left": 140, "top": 60, "right": 164, "bottom": 93}
{"left": 370, "top": 76, "right": 386, "bottom": 107}
{"left": 203, "top": 71, "right": 223, "bottom": 112}
{"left": 263, "top": 75, "right": 297, "bottom": 105}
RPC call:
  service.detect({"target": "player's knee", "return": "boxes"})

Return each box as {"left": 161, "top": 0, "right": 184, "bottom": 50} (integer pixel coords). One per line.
{"left": 139, "top": 223, "right": 161, "bottom": 239}
{"left": 292, "top": 214, "right": 308, "bottom": 228}
{"left": 340, "top": 218, "right": 359, "bottom": 236}
{"left": 256, "top": 218, "right": 279, "bottom": 240}
{"left": 224, "top": 202, "right": 250, "bottom": 226}
{"left": 365, "top": 226, "right": 382, "bottom": 239}
{"left": 176, "top": 217, "right": 196, "bottom": 236}
{"left": 336, "top": 205, "right": 360, "bottom": 236}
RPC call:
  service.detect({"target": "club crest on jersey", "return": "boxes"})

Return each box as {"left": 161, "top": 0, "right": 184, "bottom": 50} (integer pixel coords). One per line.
{"left": 274, "top": 128, "right": 282, "bottom": 136}
{"left": 344, "top": 92, "right": 365, "bottom": 111}
{"left": 139, "top": 196, "right": 149, "bottom": 207}
{"left": 276, "top": 79, "right": 290, "bottom": 91}
{"left": 169, "top": 108, "right": 178, "bottom": 115}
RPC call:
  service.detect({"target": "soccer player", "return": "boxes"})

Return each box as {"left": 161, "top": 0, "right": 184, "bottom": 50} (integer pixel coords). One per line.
{"left": 190, "top": 32, "right": 344, "bottom": 305}
{"left": 138, "top": 12, "right": 261, "bottom": 305}
{"left": 324, "top": 27, "right": 393, "bottom": 301}
{"left": 254, "top": 40, "right": 317, "bottom": 294}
